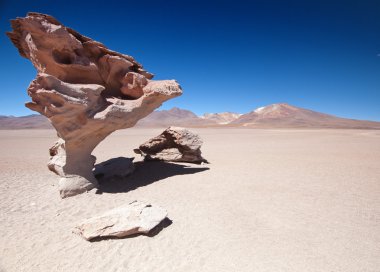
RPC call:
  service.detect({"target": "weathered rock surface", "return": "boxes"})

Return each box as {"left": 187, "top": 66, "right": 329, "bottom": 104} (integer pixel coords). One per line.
{"left": 7, "top": 13, "right": 182, "bottom": 197}
{"left": 93, "top": 157, "right": 135, "bottom": 180}
{"left": 134, "top": 127, "right": 207, "bottom": 163}
{"left": 74, "top": 201, "right": 168, "bottom": 241}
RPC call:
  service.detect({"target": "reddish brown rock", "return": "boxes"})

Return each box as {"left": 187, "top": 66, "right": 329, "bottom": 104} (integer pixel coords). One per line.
{"left": 134, "top": 127, "right": 207, "bottom": 164}
{"left": 120, "top": 72, "right": 148, "bottom": 99}
{"left": 7, "top": 13, "right": 182, "bottom": 198}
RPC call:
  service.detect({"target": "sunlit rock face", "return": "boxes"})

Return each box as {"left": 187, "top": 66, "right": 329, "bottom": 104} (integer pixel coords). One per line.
{"left": 134, "top": 127, "right": 207, "bottom": 164}
{"left": 74, "top": 201, "right": 168, "bottom": 241}
{"left": 7, "top": 12, "right": 182, "bottom": 198}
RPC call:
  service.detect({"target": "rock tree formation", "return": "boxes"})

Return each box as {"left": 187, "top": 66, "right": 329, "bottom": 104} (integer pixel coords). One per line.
{"left": 7, "top": 13, "right": 182, "bottom": 198}
{"left": 134, "top": 127, "right": 207, "bottom": 163}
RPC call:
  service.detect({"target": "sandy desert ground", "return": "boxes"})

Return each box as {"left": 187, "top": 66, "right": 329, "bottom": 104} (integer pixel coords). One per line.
{"left": 0, "top": 128, "right": 379, "bottom": 272}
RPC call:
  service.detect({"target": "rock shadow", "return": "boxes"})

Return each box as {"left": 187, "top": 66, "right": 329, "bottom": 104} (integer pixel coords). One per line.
{"left": 89, "top": 217, "right": 173, "bottom": 242}
{"left": 95, "top": 159, "right": 209, "bottom": 194}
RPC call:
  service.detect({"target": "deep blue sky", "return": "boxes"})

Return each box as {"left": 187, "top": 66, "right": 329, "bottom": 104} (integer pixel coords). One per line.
{"left": 1, "top": 0, "right": 379, "bottom": 120}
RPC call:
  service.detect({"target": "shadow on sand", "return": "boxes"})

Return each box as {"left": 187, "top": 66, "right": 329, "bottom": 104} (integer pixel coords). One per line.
{"left": 95, "top": 159, "right": 209, "bottom": 194}
{"left": 90, "top": 158, "right": 208, "bottom": 241}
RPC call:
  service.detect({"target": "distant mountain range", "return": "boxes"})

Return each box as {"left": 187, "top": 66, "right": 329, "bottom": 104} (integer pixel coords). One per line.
{"left": 200, "top": 112, "right": 242, "bottom": 124}
{"left": 229, "top": 103, "right": 380, "bottom": 129}
{"left": 1, "top": 103, "right": 380, "bottom": 129}
{"left": 0, "top": 114, "right": 51, "bottom": 129}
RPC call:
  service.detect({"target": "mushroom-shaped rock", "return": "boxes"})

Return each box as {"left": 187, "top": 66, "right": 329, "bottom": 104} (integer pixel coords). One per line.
{"left": 7, "top": 13, "right": 182, "bottom": 198}
{"left": 74, "top": 201, "right": 168, "bottom": 241}
{"left": 134, "top": 127, "right": 207, "bottom": 163}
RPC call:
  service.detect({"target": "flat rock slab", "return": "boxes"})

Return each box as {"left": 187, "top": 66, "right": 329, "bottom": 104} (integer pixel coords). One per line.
{"left": 74, "top": 201, "right": 168, "bottom": 241}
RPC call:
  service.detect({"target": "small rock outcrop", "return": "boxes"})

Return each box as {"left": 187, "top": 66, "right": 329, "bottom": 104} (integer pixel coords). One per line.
{"left": 134, "top": 127, "right": 207, "bottom": 163}
{"left": 7, "top": 13, "right": 182, "bottom": 198}
{"left": 74, "top": 201, "right": 168, "bottom": 241}
{"left": 93, "top": 157, "right": 135, "bottom": 180}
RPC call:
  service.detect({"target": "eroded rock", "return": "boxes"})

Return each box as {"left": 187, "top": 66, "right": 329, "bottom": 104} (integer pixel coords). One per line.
{"left": 134, "top": 127, "right": 207, "bottom": 163}
{"left": 7, "top": 13, "right": 182, "bottom": 197}
{"left": 94, "top": 157, "right": 135, "bottom": 180}
{"left": 74, "top": 201, "right": 168, "bottom": 241}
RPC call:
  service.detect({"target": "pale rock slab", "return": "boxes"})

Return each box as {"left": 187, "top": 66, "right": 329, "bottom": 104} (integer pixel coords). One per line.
{"left": 134, "top": 127, "right": 207, "bottom": 163}
{"left": 74, "top": 201, "right": 168, "bottom": 241}
{"left": 7, "top": 13, "right": 182, "bottom": 197}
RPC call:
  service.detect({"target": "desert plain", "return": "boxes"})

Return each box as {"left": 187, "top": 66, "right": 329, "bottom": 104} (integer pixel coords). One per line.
{"left": 0, "top": 128, "right": 379, "bottom": 272}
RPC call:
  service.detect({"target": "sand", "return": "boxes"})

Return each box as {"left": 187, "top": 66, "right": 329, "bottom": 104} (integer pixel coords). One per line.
{"left": 0, "top": 128, "right": 379, "bottom": 272}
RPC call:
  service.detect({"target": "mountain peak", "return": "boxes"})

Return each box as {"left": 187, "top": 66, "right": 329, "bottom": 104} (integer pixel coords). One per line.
{"left": 254, "top": 103, "right": 290, "bottom": 111}
{"left": 201, "top": 112, "right": 242, "bottom": 124}
{"left": 230, "top": 102, "right": 380, "bottom": 128}
{"left": 165, "top": 107, "right": 198, "bottom": 117}
{"left": 168, "top": 107, "right": 182, "bottom": 111}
